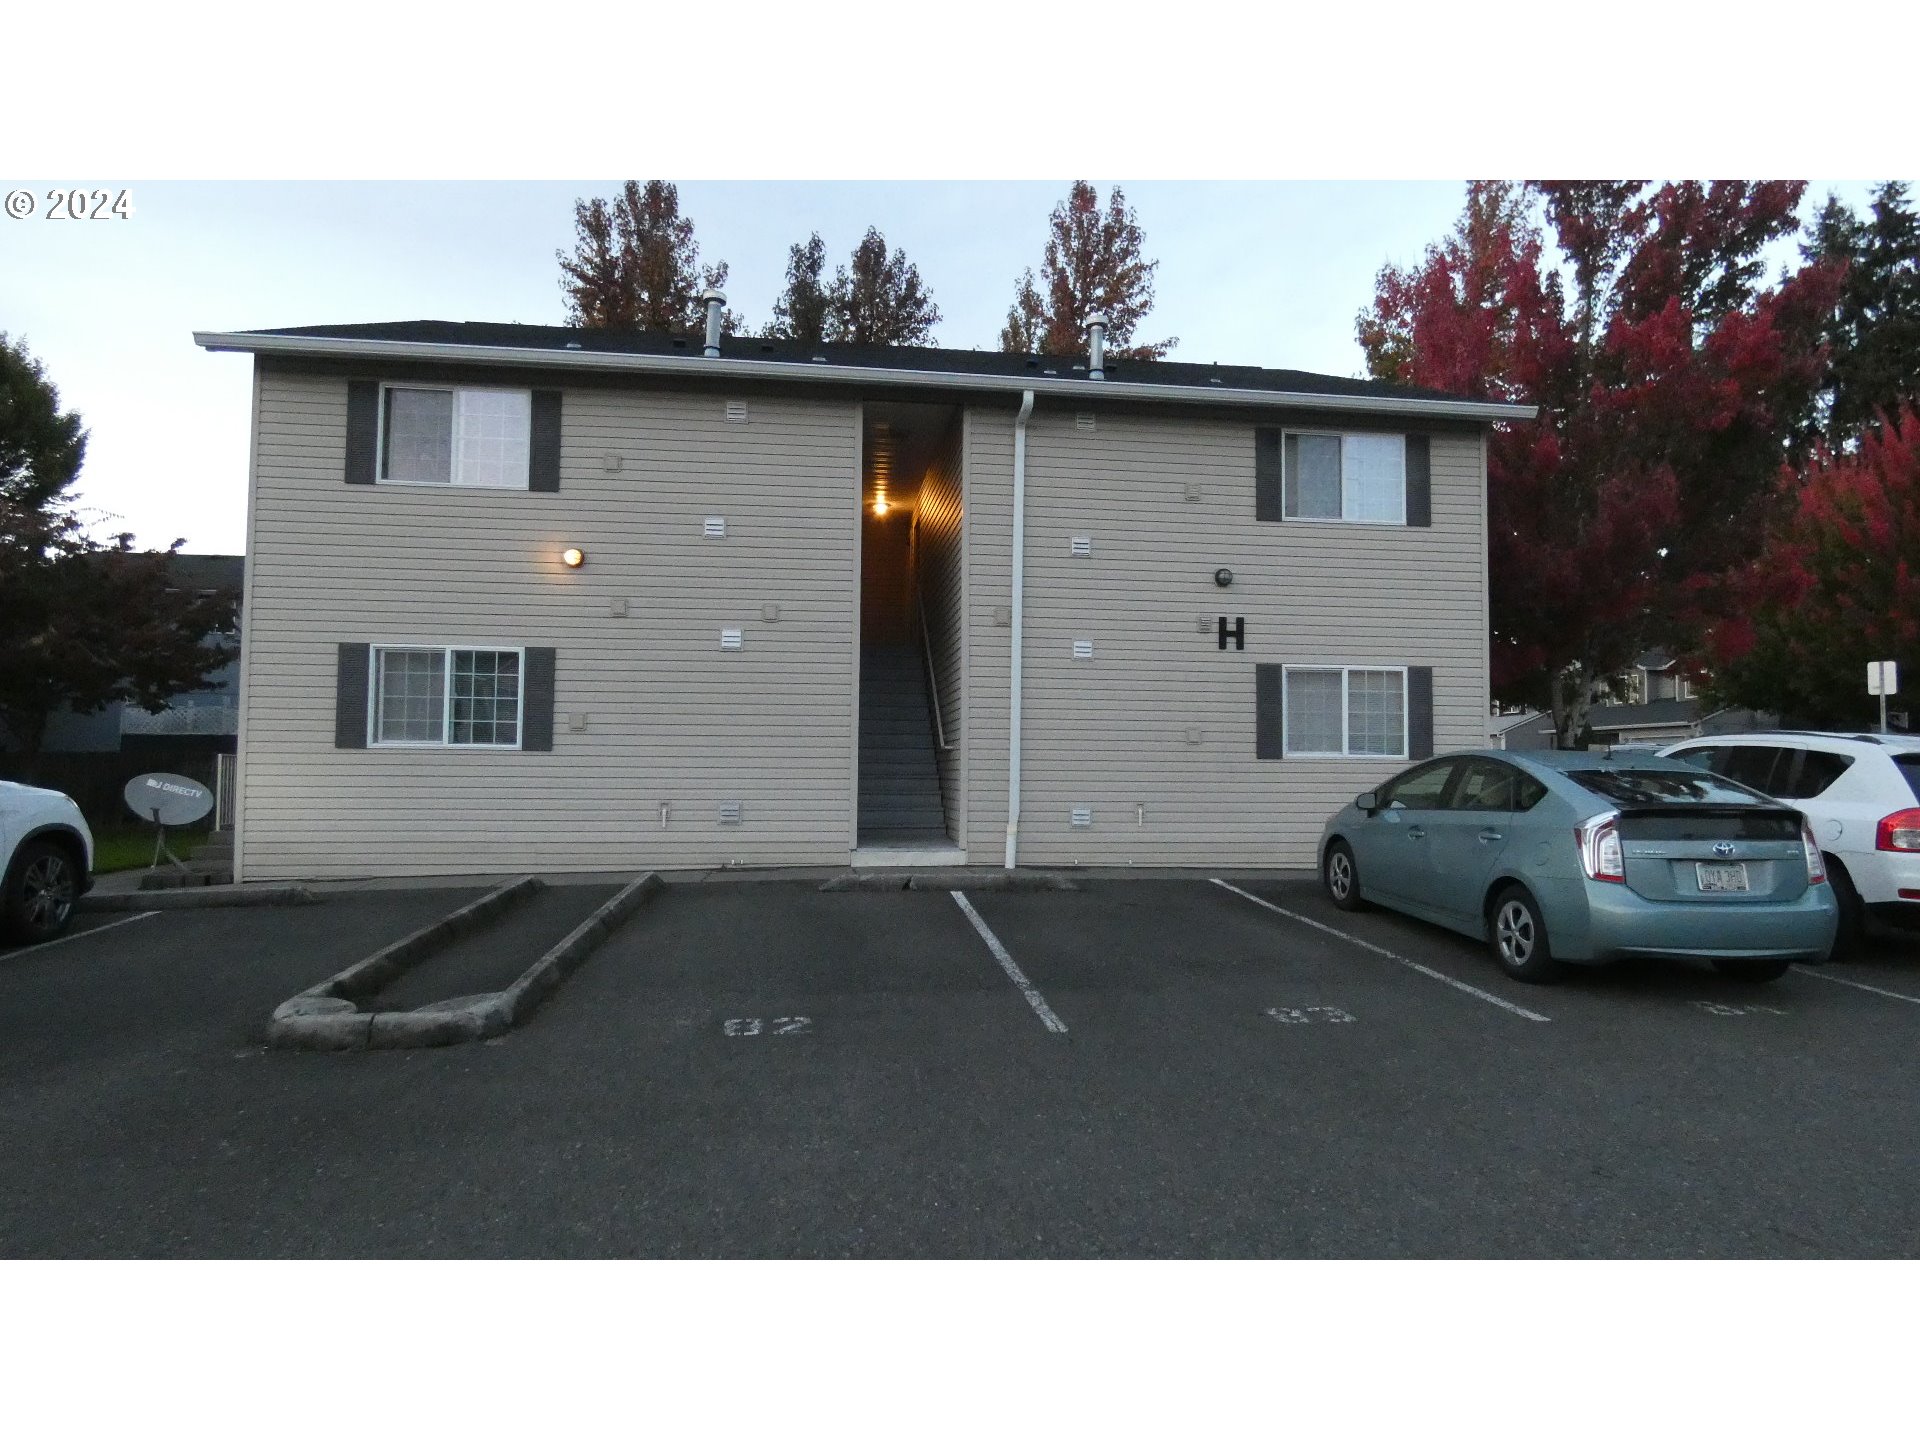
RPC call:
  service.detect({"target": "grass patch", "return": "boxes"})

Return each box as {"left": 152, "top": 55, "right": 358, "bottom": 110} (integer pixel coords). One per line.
{"left": 91, "top": 827, "right": 214, "bottom": 875}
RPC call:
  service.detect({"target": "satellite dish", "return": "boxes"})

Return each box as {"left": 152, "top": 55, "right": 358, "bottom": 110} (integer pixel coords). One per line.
{"left": 124, "top": 772, "right": 214, "bottom": 827}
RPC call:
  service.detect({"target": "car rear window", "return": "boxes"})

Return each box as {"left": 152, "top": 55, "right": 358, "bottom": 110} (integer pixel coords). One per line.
{"left": 1781, "top": 749, "right": 1854, "bottom": 799}
{"left": 1897, "top": 754, "right": 1920, "bottom": 804}
{"left": 1566, "top": 768, "right": 1772, "bottom": 807}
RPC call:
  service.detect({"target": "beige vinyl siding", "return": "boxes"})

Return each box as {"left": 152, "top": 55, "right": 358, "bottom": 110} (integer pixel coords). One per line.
{"left": 1007, "top": 408, "right": 1488, "bottom": 868}
{"left": 914, "top": 419, "right": 966, "bottom": 842}
{"left": 240, "top": 365, "right": 860, "bottom": 879}
{"left": 961, "top": 407, "right": 1016, "bottom": 864}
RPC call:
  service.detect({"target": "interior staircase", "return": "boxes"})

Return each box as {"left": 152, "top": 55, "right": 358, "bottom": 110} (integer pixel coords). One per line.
{"left": 858, "top": 645, "right": 950, "bottom": 843}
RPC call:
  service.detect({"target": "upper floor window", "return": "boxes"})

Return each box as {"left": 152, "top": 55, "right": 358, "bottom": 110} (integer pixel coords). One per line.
{"left": 1283, "top": 432, "right": 1406, "bottom": 524}
{"left": 380, "top": 386, "right": 532, "bottom": 488}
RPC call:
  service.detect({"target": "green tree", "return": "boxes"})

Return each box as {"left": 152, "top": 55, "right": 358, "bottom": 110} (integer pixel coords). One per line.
{"left": 1803, "top": 182, "right": 1920, "bottom": 445}
{"left": 827, "top": 228, "right": 940, "bottom": 346}
{"left": 0, "top": 335, "right": 237, "bottom": 755}
{"left": 764, "top": 232, "right": 832, "bottom": 346}
{"left": 557, "top": 180, "right": 738, "bottom": 333}
{"left": 999, "top": 181, "right": 1175, "bottom": 360}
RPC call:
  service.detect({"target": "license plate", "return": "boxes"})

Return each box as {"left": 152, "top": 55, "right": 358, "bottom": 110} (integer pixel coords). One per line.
{"left": 1696, "top": 862, "right": 1750, "bottom": 893}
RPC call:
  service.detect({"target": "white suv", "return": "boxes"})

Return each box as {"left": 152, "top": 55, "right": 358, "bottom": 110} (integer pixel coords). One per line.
{"left": 0, "top": 781, "right": 95, "bottom": 944}
{"left": 1659, "top": 733, "right": 1920, "bottom": 953}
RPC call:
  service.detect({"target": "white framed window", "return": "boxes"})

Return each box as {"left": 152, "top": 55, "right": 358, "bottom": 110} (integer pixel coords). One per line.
{"left": 370, "top": 645, "right": 524, "bottom": 748}
{"left": 1283, "top": 665, "right": 1408, "bottom": 758}
{"left": 378, "top": 386, "right": 532, "bottom": 488}
{"left": 1283, "top": 432, "right": 1406, "bottom": 523}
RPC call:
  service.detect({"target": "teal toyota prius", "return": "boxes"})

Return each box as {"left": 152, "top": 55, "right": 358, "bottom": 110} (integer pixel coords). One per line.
{"left": 1318, "top": 750, "right": 1837, "bottom": 983}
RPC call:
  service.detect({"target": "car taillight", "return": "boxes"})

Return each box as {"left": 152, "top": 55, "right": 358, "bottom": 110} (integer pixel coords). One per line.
{"left": 1802, "top": 820, "right": 1827, "bottom": 884}
{"left": 1577, "top": 813, "right": 1625, "bottom": 883}
{"left": 1877, "top": 808, "right": 1920, "bottom": 852}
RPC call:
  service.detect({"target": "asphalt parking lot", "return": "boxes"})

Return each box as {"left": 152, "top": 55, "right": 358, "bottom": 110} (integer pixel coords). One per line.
{"left": 3, "top": 873, "right": 1919, "bottom": 1258}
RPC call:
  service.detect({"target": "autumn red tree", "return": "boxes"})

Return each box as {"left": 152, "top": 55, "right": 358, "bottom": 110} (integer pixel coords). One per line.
{"left": 1357, "top": 181, "right": 1836, "bottom": 746}
{"left": 1708, "top": 405, "right": 1920, "bottom": 726}
{"left": 1001, "top": 181, "right": 1175, "bottom": 360}
{"left": 557, "top": 180, "right": 737, "bottom": 333}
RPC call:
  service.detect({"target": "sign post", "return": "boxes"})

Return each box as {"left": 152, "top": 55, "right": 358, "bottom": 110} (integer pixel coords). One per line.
{"left": 1868, "top": 660, "right": 1900, "bottom": 734}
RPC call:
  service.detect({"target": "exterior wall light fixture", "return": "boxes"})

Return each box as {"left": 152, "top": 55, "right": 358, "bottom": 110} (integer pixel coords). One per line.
{"left": 561, "top": 547, "right": 586, "bottom": 569}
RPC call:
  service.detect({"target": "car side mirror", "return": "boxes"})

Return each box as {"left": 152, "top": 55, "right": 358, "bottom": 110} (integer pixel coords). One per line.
{"left": 1356, "top": 791, "right": 1379, "bottom": 815}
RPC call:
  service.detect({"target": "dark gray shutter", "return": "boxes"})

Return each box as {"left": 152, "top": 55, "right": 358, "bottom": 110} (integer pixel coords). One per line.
{"left": 335, "top": 643, "right": 370, "bottom": 748}
{"left": 1405, "top": 434, "right": 1431, "bottom": 527}
{"left": 522, "top": 647, "right": 556, "bottom": 751}
{"left": 1255, "top": 663, "right": 1284, "bottom": 759}
{"left": 345, "top": 382, "right": 379, "bottom": 485}
{"left": 1408, "top": 666, "right": 1434, "bottom": 760}
{"left": 530, "top": 390, "right": 562, "bottom": 492}
{"left": 1254, "top": 428, "right": 1283, "bottom": 522}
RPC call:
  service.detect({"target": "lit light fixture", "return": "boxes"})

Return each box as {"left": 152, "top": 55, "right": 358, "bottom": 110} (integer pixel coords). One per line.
{"left": 872, "top": 498, "right": 890, "bottom": 516}
{"left": 560, "top": 547, "right": 586, "bottom": 568}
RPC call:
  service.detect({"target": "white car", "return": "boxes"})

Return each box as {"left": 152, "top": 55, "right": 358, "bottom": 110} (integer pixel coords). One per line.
{"left": 1659, "top": 733, "right": 1920, "bottom": 952}
{"left": 0, "top": 781, "right": 95, "bottom": 944}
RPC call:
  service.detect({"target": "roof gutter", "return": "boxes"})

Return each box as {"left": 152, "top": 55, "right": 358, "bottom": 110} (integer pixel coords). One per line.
{"left": 192, "top": 331, "right": 1538, "bottom": 423}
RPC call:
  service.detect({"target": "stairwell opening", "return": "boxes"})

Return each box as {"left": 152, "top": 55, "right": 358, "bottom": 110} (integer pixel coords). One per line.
{"left": 857, "top": 402, "right": 963, "bottom": 857}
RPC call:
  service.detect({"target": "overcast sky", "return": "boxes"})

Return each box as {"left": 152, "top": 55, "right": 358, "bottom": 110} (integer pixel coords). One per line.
{"left": 0, "top": 180, "right": 1884, "bottom": 556}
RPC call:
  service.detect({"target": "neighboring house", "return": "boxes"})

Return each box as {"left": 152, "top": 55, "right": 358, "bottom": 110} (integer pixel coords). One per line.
{"left": 32, "top": 553, "right": 245, "bottom": 755}
{"left": 195, "top": 314, "right": 1532, "bottom": 881}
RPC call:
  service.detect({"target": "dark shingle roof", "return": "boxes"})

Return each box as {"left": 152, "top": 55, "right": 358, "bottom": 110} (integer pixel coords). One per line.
{"left": 234, "top": 320, "right": 1497, "bottom": 408}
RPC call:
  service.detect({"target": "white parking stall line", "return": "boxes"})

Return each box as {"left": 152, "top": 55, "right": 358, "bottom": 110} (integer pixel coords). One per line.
{"left": 1209, "top": 878, "right": 1552, "bottom": 1023}
{"left": 12, "top": 910, "right": 160, "bottom": 955}
{"left": 950, "top": 890, "right": 1068, "bottom": 1034}
{"left": 1796, "top": 966, "right": 1920, "bottom": 1007}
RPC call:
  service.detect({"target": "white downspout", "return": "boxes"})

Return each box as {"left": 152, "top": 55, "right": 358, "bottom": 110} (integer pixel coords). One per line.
{"left": 1004, "top": 389, "right": 1035, "bottom": 869}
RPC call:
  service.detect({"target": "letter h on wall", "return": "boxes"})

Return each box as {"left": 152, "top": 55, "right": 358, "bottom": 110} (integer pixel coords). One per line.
{"left": 1218, "top": 616, "right": 1245, "bottom": 651}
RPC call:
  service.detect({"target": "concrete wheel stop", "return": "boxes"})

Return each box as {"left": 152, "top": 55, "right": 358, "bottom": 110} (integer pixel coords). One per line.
{"left": 267, "top": 872, "right": 663, "bottom": 1051}
{"left": 820, "top": 869, "right": 1078, "bottom": 892}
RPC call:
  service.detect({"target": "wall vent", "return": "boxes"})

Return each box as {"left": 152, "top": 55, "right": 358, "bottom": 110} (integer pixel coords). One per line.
{"left": 718, "top": 800, "right": 743, "bottom": 825}
{"left": 1069, "top": 535, "right": 1092, "bottom": 557}
{"left": 703, "top": 516, "right": 726, "bottom": 538}
{"left": 1075, "top": 412, "right": 1096, "bottom": 431}
{"left": 1184, "top": 482, "right": 1203, "bottom": 502}
{"left": 601, "top": 453, "right": 624, "bottom": 473}
{"left": 725, "top": 400, "right": 749, "bottom": 424}
{"left": 1072, "top": 639, "right": 1094, "bottom": 660}
{"left": 1071, "top": 807, "right": 1093, "bottom": 828}
{"left": 608, "top": 598, "right": 629, "bottom": 618}
{"left": 720, "top": 628, "right": 744, "bottom": 650}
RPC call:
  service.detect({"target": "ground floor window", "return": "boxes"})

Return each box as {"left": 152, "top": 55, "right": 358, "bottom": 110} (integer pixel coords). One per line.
{"left": 371, "top": 645, "right": 523, "bottom": 748}
{"left": 1283, "top": 666, "right": 1407, "bottom": 758}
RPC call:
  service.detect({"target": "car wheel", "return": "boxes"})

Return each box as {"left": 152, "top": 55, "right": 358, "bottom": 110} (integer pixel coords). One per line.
{"left": 1324, "top": 839, "right": 1367, "bottom": 912}
{"left": 1712, "top": 958, "right": 1793, "bottom": 983}
{"left": 1825, "top": 859, "right": 1865, "bottom": 959}
{"left": 1488, "top": 884, "right": 1562, "bottom": 984}
{"left": 3, "top": 840, "right": 80, "bottom": 945}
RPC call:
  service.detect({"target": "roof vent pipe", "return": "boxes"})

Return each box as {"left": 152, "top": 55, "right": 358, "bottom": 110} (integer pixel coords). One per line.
{"left": 1086, "top": 312, "right": 1109, "bottom": 381}
{"left": 701, "top": 289, "right": 726, "bottom": 358}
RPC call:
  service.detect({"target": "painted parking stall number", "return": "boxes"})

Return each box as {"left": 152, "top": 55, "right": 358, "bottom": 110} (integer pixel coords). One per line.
{"left": 1265, "top": 1006, "right": 1356, "bottom": 1025}
{"left": 723, "top": 1016, "right": 812, "bottom": 1037}
{"left": 1690, "top": 1001, "right": 1787, "bottom": 1017}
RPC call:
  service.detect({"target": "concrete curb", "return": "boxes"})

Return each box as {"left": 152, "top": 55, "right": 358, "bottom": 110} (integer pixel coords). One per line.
{"left": 267, "top": 876, "right": 541, "bottom": 1050}
{"left": 267, "top": 873, "right": 661, "bottom": 1051}
{"left": 83, "top": 884, "right": 318, "bottom": 912}
{"left": 820, "top": 870, "right": 1079, "bottom": 893}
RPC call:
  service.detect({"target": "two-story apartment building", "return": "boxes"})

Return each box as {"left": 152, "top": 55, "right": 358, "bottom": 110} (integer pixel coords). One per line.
{"left": 196, "top": 305, "right": 1531, "bottom": 881}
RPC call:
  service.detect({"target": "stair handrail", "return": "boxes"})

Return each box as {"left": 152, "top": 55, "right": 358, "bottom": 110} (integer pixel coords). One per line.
{"left": 915, "top": 577, "right": 955, "bottom": 752}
